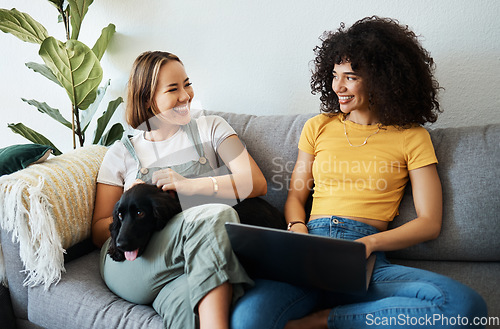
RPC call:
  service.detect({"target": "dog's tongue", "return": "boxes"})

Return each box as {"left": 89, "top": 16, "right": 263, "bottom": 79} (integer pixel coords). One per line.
{"left": 124, "top": 249, "right": 139, "bottom": 261}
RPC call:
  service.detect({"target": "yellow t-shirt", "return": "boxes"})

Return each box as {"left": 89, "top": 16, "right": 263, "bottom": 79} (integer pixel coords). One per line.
{"left": 298, "top": 114, "right": 437, "bottom": 221}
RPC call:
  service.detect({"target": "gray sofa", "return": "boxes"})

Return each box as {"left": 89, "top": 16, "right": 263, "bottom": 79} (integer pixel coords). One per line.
{"left": 1, "top": 111, "right": 499, "bottom": 329}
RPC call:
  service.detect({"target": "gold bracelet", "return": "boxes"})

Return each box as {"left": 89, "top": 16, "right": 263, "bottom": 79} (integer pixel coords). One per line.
{"left": 287, "top": 221, "right": 307, "bottom": 231}
{"left": 209, "top": 176, "right": 219, "bottom": 196}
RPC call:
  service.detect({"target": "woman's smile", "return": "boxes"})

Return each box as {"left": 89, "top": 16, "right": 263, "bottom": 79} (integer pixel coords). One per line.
{"left": 172, "top": 104, "right": 190, "bottom": 115}
{"left": 338, "top": 95, "right": 354, "bottom": 104}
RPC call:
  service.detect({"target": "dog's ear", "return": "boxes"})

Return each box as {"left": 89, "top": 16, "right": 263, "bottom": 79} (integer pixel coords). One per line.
{"left": 107, "top": 199, "right": 126, "bottom": 262}
{"left": 110, "top": 203, "right": 122, "bottom": 240}
{"left": 151, "top": 195, "right": 169, "bottom": 231}
{"left": 108, "top": 229, "right": 126, "bottom": 261}
{"left": 150, "top": 192, "right": 182, "bottom": 230}
{"left": 108, "top": 245, "right": 125, "bottom": 262}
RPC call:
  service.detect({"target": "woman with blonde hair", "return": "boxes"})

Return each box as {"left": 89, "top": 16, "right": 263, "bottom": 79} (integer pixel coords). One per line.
{"left": 93, "top": 51, "right": 267, "bottom": 328}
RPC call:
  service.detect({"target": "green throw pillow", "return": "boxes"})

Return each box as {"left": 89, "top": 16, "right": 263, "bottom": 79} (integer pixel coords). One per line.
{"left": 0, "top": 144, "right": 54, "bottom": 176}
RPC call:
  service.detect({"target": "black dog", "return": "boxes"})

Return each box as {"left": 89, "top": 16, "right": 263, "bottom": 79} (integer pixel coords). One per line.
{"left": 108, "top": 184, "right": 286, "bottom": 262}
{"left": 107, "top": 184, "right": 182, "bottom": 261}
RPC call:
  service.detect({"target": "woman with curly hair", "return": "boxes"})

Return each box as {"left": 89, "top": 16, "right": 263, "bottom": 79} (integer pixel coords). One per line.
{"left": 231, "top": 16, "right": 487, "bottom": 329}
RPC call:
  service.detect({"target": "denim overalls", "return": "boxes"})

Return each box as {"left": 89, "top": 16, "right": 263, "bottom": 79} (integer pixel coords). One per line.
{"left": 121, "top": 119, "right": 215, "bottom": 183}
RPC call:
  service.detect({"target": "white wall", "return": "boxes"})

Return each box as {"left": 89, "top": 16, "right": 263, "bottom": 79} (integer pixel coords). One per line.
{"left": 1, "top": 0, "right": 499, "bottom": 152}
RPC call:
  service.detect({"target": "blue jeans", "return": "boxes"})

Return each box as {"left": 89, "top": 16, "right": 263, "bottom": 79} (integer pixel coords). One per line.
{"left": 231, "top": 216, "right": 488, "bottom": 329}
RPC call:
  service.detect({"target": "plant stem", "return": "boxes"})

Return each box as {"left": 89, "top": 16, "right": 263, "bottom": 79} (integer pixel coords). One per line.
{"left": 65, "top": 15, "right": 70, "bottom": 40}
{"left": 74, "top": 107, "right": 85, "bottom": 147}
{"left": 58, "top": 5, "right": 70, "bottom": 40}
{"left": 62, "top": 3, "right": 79, "bottom": 147}
{"left": 71, "top": 104, "right": 76, "bottom": 149}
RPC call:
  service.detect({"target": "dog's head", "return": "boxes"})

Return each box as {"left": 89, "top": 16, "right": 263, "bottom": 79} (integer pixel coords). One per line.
{"left": 107, "top": 184, "right": 182, "bottom": 262}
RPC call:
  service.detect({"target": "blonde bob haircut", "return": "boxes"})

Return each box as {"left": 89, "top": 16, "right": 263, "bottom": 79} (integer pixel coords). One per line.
{"left": 126, "top": 51, "right": 182, "bottom": 129}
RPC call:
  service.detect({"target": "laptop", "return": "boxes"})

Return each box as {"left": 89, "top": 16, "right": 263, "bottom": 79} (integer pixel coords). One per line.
{"left": 225, "top": 222, "right": 376, "bottom": 294}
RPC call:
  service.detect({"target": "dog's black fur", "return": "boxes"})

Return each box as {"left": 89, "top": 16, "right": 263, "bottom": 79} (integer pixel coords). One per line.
{"left": 233, "top": 197, "right": 286, "bottom": 230}
{"left": 107, "top": 184, "right": 286, "bottom": 262}
{"left": 107, "top": 184, "right": 182, "bottom": 261}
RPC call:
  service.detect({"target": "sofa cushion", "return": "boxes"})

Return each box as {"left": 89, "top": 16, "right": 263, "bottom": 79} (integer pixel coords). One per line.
{"left": 0, "top": 145, "right": 108, "bottom": 288}
{"left": 390, "top": 124, "right": 500, "bottom": 261}
{"left": 28, "top": 251, "right": 163, "bottom": 329}
{"left": 0, "top": 144, "right": 54, "bottom": 176}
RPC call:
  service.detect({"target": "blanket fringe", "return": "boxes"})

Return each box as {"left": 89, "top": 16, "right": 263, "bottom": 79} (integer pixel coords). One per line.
{"left": 0, "top": 176, "right": 65, "bottom": 290}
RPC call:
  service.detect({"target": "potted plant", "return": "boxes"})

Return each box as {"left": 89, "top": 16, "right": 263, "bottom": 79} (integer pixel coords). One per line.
{"left": 0, "top": 0, "right": 123, "bottom": 155}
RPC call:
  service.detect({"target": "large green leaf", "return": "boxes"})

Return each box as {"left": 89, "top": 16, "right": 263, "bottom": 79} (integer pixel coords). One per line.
{"left": 99, "top": 122, "right": 124, "bottom": 146}
{"left": 0, "top": 8, "right": 49, "bottom": 44}
{"left": 47, "top": 0, "right": 66, "bottom": 16}
{"left": 47, "top": 0, "right": 64, "bottom": 9}
{"left": 8, "top": 123, "right": 62, "bottom": 155}
{"left": 81, "top": 79, "right": 109, "bottom": 133}
{"left": 67, "top": 0, "right": 94, "bottom": 40}
{"left": 92, "top": 24, "right": 115, "bottom": 60}
{"left": 93, "top": 96, "right": 123, "bottom": 144}
{"left": 39, "top": 37, "right": 103, "bottom": 110}
{"left": 21, "top": 98, "right": 72, "bottom": 129}
{"left": 25, "top": 62, "right": 62, "bottom": 87}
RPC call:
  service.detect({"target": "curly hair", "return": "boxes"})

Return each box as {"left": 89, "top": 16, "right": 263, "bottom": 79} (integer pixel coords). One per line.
{"left": 311, "top": 16, "right": 441, "bottom": 127}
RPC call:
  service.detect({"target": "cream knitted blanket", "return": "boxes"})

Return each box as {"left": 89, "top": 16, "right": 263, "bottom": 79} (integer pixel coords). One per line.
{"left": 0, "top": 145, "right": 107, "bottom": 289}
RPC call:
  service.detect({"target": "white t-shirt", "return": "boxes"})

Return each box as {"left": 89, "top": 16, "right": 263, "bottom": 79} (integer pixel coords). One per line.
{"left": 97, "top": 115, "right": 236, "bottom": 191}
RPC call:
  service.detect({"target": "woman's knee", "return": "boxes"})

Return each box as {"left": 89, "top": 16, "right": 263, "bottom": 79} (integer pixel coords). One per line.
{"left": 441, "top": 279, "right": 488, "bottom": 320}
{"left": 153, "top": 275, "right": 197, "bottom": 328}
{"left": 372, "top": 264, "right": 488, "bottom": 321}
{"left": 183, "top": 203, "right": 239, "bottom": 225}
{"left": 231, "top": 279, "right": 320, "bottom": 329}
{"left": 412, "top": 269, "right": 489, "bottom": 321}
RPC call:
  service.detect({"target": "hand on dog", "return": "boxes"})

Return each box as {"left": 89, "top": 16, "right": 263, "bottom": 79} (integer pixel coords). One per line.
{"left": 152, "top": 168, "right": 192, "bottom": 194}
{"left": 128, "top": 179, "right": 145, "bottom": 190}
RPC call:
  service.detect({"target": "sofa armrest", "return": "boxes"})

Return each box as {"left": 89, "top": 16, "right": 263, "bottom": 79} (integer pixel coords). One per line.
{"left": 0, "top": 145, "right": 107, "bottom": 289}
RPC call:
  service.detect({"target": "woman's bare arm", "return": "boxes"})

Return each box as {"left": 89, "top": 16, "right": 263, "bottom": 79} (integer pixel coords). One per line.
{"left": 91, "top": 183, "right": 123, "bottom": 248}
{"left": 153, "top": 135, "right": 267, "bottom": 199}
{"left": 284, "top": 150, "right": 315, "bottom": 233}
{"left": 356, "top": 164, "right": 442, "bottom": 257}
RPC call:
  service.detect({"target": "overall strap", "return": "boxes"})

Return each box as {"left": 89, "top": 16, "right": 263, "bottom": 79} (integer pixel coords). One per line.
{"left": 182, "top": 119, "right": 206, "bottom": 158}
{"left": 121, "top": 135, "right": 142, "bottom": 167}
{"left": 122, "top": 119, "right": 210, "bottom": 179}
